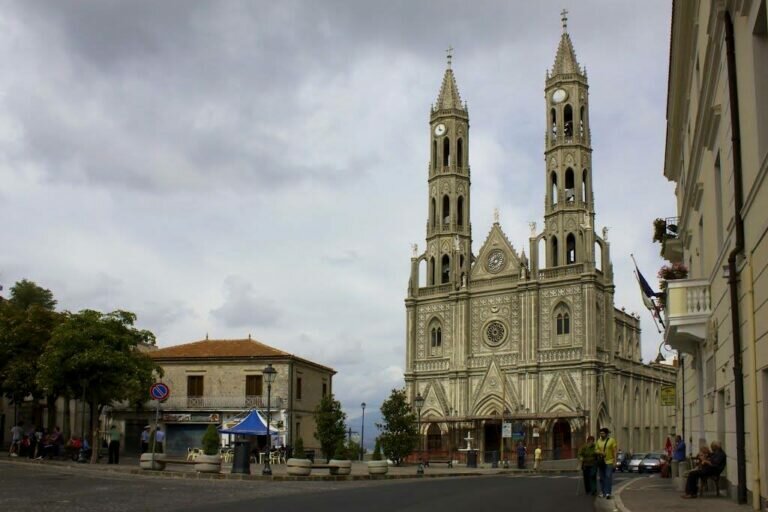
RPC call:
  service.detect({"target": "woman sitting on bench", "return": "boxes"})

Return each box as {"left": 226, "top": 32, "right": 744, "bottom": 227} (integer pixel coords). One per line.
{"left": 682, "top": 441, "right": 726, "bottom": 499}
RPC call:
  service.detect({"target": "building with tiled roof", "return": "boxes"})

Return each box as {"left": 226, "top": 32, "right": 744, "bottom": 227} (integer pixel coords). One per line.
{"left": 112, "top": 335, "right": 335, "bottom": 457}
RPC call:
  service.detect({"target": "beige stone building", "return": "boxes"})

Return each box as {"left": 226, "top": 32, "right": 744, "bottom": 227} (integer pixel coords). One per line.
{"left": 111, "top": 337, "right": 335, "bottom": 456}
{"left": 404, "top": 19, "right": 675, "bottom": 462}
{"left": 661, "top": 0, "right": 768, "bottom": 505}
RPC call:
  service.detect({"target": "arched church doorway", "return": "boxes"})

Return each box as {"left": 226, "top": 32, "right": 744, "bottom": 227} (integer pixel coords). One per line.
{"left": 427, "top": 423, "right": 442, "bottom": 453}
{"left": 552, "top": 420, "right": 572, "bottom": 459}
{"left": 484, "top": 420, "right": 501, "bottom": 458}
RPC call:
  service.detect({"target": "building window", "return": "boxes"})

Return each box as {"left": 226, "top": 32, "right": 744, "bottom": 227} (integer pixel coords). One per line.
{"left": 296, "top": 422, "right": 301, "bottom": 444}
{"left": 554, "top": 303, "right": 571, "bottom": 335}
{"left": 428, "top": 319, "right": 443, "bottom": 356}
{"left": 187, "top": 376, "right": 204, "bottom": 397}
{"left": 322, "top": 382, "right": 327, "bottom": 396}
{"left": 296, "top": 377, "right": 302, "bottom": 400}
{"left": 246, "top": 375, "right": 263, "bottom": 397}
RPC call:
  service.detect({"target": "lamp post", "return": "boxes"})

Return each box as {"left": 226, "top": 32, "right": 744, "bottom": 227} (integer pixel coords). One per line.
{"left": 414, "top": 392, "right": 425, "bottom": 475}
{"left": 262, "top": 364, "right": 277, "bottom": 476}
{"left": 502, "top": 407, "right": 510, "bottom": 468}
{"left": 360, "top": 402, "right": 366, "bottom": 462}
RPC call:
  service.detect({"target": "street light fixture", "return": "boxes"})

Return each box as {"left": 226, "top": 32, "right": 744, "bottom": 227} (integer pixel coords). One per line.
{"left": 360, "top": 402, "right": 366, "bottom": 462}
{"left": 262, "top": 363, "right": 277, "bottom": 476}
{"left": 414, "top": 392, "right": 425, "bottom": 475}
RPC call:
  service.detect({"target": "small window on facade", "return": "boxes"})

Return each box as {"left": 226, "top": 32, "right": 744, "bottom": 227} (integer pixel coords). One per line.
{"left": 246, "top": 375, "right": 263, "bottom": 397}
{"left": 431, "top": 198, "right": 437, "bottom": 228}
{"left": 441, "top": 255, "right": 450, "bottom": 283}
{"left": 551, "top": 172, "right": 558, "bottom": 205}
{"left": 551, "top": 235, "right": 559, "bottom": 267}
{"left": 429, "top": 257, "right": 435, "bottom": 286}
{"left": 579, "top": 106, "right": 585, "bottom": 138}
{"left": 565, "top": 168, "right": 575, "bottom": 203}
{"left": 551, "top": 108, "right": 557, "bottom": 139}
{"left": 564, "top": 104, "right": 573, "bottom": 137}
{"left": 457, "top": 138, "right": 463, "bottom": 168}
{"left": 443, "top": 137, "right": 450, "bottom": 168}
{"left": 554, "top": 303, "right": 571, "bottom": 336}
{"left": 432, "top": 140, "right": 437, "bottom": 170}
{"left": 442, "top": 195, "right": 450, "bottom": 225}
{"left": 322, "top": 382, "right": 327, "bottom": 396}
{"left": 566, "top": 233, "right": 576, "bottom": 264}
{"left": 296, "top": 377, "right": 302, "bottom": 400}
{"left": 187, "top": 376, "right": 204, "bottom": 397}
{"left": 582, "top": 169, "right": 588, "bottom": 203}
{"left": 457, "top": 196, "right": 464, "bottom": 226}
{"left": 428, "top": 320, "right": 443, "bottom": 356}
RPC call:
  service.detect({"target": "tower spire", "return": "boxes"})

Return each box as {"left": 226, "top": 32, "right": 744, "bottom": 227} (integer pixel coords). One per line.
{"left": 435, "top": 50, "right": 464, "bottom": 111}
{"left": 561, "top": 8, "right": 568, "bottom": 32}
{"left": 550, "top": 11, "right": 582, "bottom": 76}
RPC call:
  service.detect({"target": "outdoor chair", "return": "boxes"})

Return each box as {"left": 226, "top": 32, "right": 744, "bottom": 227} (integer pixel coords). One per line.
{"left": 699, "top": 474, "right": 722, "bottom": 497}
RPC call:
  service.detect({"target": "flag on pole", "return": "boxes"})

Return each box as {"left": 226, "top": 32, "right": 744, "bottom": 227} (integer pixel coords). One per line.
{"left": 631, "top": 254, "right": 665, "bottom": 330}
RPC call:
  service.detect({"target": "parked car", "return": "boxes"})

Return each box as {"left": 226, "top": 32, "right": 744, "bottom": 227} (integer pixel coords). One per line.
{"left": 638, "top": 452, "right": 666, "bottom": 473}
{"left": 627, "top": 453, "right": 648, "bottom": 473}
{"left": 615, "top": 451, "right": 630, "bottom": 472}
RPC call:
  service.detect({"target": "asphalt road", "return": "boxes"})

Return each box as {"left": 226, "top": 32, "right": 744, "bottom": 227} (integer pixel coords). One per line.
{"left": 0, "top": 463, "right": 635, "bottom": 512}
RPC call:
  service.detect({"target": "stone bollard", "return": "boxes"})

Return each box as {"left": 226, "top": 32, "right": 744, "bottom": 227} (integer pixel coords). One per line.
{"left": 675, "top": 460, "right": 690, "bottom": 492}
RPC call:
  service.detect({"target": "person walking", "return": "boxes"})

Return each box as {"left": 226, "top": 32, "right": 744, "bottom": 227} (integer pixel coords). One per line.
{"left": 578, "top": 436, "right": 598, "bottom": 496}
{"left": 154, "top": 426, "right": 165, "bottom": 453}
{"left": 107, "top": 425, "right": 121, "bottom": 464}
{"left": 595, "top": 427, "right": 617, "bottom": 499}
{"left": 9, "top": 422, "right": 24, "bottom": 457}
{"left": 534, "top": 445, "right": 542, "bottom": 471}
{"left": 672, "top": 435, "right": 686, "bottom": 462}
{"left": 516, "top": 441, "right": 527, "bottom": 469}
{"left": 140, "top": 426, "right": 150, "bottom": 453}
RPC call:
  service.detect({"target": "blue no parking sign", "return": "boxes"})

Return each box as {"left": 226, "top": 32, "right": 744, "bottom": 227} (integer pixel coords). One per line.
{"left": 150, "top": 382, "right": 170, "bottom": 402}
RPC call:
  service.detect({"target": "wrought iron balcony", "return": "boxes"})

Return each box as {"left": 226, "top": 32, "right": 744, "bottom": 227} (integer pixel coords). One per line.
{"left": 663, "top": 278, "right": 711, "bottom": 354}
{"left": 159, "top": 395, "right": 285, "bottom": 411}
{"left": 654, "top": 217, "right": 683, "bottom": 263}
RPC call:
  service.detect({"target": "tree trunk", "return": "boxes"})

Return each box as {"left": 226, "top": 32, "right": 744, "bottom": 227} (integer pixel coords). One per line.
{"left": 46, "top": 395, "right": 57, "bottom": 432}
{"left": 89, "top": 401, "right": 100, "bottom": 464}
{"left": 62, "top": 395, "right": 71, "bottom": 439}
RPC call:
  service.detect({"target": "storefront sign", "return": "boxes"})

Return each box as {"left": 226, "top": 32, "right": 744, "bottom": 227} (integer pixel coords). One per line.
{"left": 660, "top": 385, "right": 676, "bottom": 406}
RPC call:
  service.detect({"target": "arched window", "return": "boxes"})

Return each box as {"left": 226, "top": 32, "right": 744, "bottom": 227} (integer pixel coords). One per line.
{"left": 582, "top": 169, "right": 588, "bottom": 203}
{"left": 538, "top": 237, "right": 547, "bottom": 269}
{"left": 457, "top": 196, "right": 464, "bottom": 226}
{"left": 432, "top": 140, "right": 437, "bottom": 170}
{"left": 554, "top": 303, "right": 571, "bottom": 335}
{"left": 565, "top": 168, "right": 575, "bottom": 203}
{"left": 579, "top": 106, "right": 585, "bottom": 138}
{"left": 431, "top": 326, "right": 442, "bottom": 348}
{"left": 595, "top": 241, "right": 603, "bottom": 271}
{"left": 418, "top": 258, "right": 427, "bottom": 287}
{"left": 457, "top": 138, "right": 463, "bottom": 169}
{"left": 566, "top": 233, "right": 576, "bottom": 264}
{"left": 564, "top": 104, "right": 573, "bottom": 138}
{"left": 431, "top": 198, "right": 437, "bottom": 228}
{"left": 550, "top": 108, "right": 557, "bottom": 139}
{"left": 551, "top": 235, "right": 559, "bottom": 267}
{"left": 551, "top": 171, "right": 558, "bottom": 205}
{"left": 428, "top": 319, "right": 443, "bottom": 357}
{"left": 442, "top": 195, "right": 450, "bottom": 225}
{"left": 441, "top": 254, "right": 450, "bottom": 284}
{"left": 428, "top": 257, "right": 435, "bottom": 286}
{"left": 443, "top": 137, "right": 450, "bottom": 168}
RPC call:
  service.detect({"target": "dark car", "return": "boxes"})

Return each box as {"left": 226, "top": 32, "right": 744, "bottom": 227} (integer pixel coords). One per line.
{"left": 638, "top": 452, "right": 666, "bottom": 473}
{"left": 615, "top": 451, "right": 630, "bottom": 472}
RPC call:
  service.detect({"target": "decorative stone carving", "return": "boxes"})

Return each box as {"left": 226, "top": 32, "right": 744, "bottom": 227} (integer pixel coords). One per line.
{"left": 416, "top": 303, "right": 453, "bottom": 360}
{"left": 540, "top": 286, "right": 582, "bottom": 348}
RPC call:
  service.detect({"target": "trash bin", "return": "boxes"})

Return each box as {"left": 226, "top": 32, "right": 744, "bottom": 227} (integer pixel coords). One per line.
{"left": 231, "top": 440, "right": 251, "bottom": 475}
{"left": 467, "top": 450, "right": 478, "bottom": 468}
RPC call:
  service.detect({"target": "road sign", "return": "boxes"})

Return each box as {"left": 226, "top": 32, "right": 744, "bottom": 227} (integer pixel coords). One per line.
{"left": 502, "top": 422, "right": 512, "bottom": 438}
{"left": 660, "top": 385, "right": 676, "bottom": 406}
{"left": 150, "top": 382, "right": 170, "bottom": 402}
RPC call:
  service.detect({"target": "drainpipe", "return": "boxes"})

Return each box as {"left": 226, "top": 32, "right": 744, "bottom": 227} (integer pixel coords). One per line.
{"left": 724, "top": 11, "right": 747, "bottom": 505}
{"left": 745, "top": 261, "right": 762, "bottom": 510}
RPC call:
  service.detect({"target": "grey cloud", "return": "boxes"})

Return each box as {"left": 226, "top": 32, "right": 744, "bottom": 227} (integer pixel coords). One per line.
{"left": 210, "top": 276, "right": 281, "bottom": 328}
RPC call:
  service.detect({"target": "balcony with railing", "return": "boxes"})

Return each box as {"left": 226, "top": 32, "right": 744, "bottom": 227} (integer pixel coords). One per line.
{"left": 160, "top": 395, "right": 285, "bottom": 411}
{"left": 653, "top": 217, "right": 683, "bottom": 263}
{"left": 663, "top": 278, "right": 711, "bottom": 354}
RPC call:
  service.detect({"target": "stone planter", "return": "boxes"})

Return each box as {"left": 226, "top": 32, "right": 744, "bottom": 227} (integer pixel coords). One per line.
{"left": 287, "top": 458, "right": 311, "bottom": 476}
{"left": 367, "top": 460, "right": 389, "bottom": 475}
{"left": 139, "top": 453, "right": 167, "bottom": 471}
{"left": 329, "top": 459, "right": 352, "bottom": 476}
{"left": 194, "top": 453, "right": 222, "bottom": 473}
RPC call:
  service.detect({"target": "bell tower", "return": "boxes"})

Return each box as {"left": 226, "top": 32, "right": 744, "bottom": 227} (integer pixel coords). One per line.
{"left": 424, "top": 49, "right": 472, "bottom": 288}
{"left": 542, "top": 10, "right": 596, "bottom": 268}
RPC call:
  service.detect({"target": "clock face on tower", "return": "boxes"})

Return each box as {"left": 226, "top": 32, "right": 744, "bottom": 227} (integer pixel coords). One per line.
{"left": 434, "top": 123, "right": 447, "bottom": 136}
{"left": 552, "top": 89, "right": 568, "bottom": 104}
{"left": 486, "top": 249, "right": 506, "bottom": 273}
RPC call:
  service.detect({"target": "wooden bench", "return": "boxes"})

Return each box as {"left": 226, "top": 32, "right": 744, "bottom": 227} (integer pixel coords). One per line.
{"left": 699, "top": 474, "right": 722, "bottom": 497}
{"left": 425, "top": 459, "right": 453, "bottom": 468}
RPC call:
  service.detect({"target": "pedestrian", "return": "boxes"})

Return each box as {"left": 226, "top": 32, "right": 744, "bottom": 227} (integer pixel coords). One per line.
{"left": 595, "top": 427, "right": 617, "bottom": 499}
{"left": 140, "top": 425, "right": 150, "bottom": 453}
{"left": 672, "top": 435, "right": 686, "bottom": 462}
{"left": 154, "top": 426, "right": 165, "bottom": 453}
{"left": 516, "top": 441, "right": 527, "bottom": 469}
{"left": 534, "top": 445, "right": 542, "bottom": 471}
{"left": 108, "top": 425, "right": 121, "bottom": 464}
{"left": 9, "top": 421, "right": 24, "bottom": 457}
{"left": 50, "top": 426, "right": 63, "bottom": 458}
{"left": 578, "top": 436, "right": 598, "bottom": 496}
{"left": 682, "top": 441, "right": 726, "bottom": 498}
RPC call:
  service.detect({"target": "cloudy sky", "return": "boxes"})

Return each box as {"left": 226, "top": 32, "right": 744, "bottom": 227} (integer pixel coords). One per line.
{"left": 0, "top": 1, "right": 675, "bottom": 435}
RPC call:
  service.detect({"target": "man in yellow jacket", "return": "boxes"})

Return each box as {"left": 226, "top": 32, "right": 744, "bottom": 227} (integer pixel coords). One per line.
{"left": 595, "top": 427, "right": 617, "bottom": 499}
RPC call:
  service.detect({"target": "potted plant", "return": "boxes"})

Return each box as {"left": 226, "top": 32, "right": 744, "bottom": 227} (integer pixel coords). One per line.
{"left": 139, "top": 427, "right": 166, "bottom": 470}
{"left": 657, "top": 262, "right": 689, "bottom": 308}
{"left": 194, "top": 424, "right": 222, "bottom": 473}
{"left": 287, "top": 437, "right": 311, "bottom": 476}
{"left": 367, "top": 437, "right": 388, "bottom": 475}
{"left": 329, "top": 439, "right": 352, "bottom": 476}
{"left": 652, "top": 218, "right": 667, "bottom": 243}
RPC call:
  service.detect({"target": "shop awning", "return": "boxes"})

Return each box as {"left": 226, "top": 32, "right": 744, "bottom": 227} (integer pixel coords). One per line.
{"left": 218, "top": 410, "right": 277, "bottom": 435}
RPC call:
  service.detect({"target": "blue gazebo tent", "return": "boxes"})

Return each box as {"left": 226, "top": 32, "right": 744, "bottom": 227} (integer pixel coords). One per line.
{"left": 218, "top": 410, "right": 277, "bottom": 436}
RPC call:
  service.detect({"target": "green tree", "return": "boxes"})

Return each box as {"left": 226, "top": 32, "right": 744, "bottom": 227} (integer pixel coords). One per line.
{"left": 313, "top": 393, "right": 346, "bottom": 462}
{"left": 293, "top": 436, "right": 305, "bottom": 459}
{"left": 376, "top": 388, "right": 418, "bottom": 465}
{"left": 38, "top": 309, "right": 161, "bottom": 463}
{"left": 0, "top": 280, "right": 61, "bottom": 426}
{"left": 201, "top": 424, "right": 220, "bottom": 455}
{"left": 372, "top": 438, "right": 382, "bottom": 461}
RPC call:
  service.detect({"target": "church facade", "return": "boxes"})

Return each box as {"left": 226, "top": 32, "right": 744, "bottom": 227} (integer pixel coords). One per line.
{"left": 404, "top": 20, "right": 675, "bottom": 461}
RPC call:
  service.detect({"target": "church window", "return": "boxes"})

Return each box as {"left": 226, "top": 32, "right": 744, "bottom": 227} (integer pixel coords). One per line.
{"left": 430, "top": 326, "right": 442, "bottom": 348}
{"left": 551, "top": 235, "right": 559, "bottom": 267}
{"left": 428, "top": 257, "right": 435, "bottom": 286}
{"left": 441, "top": 254, "right": 450, "bottom": 283}
{"left": 566, "top": 233, "right": 576, "bottom": 264}
{"left": 484, "top": 320, "right": 507, "bottom": 346}
{"left": 554, "top": 303, "right": 571, "bottom": 335}
{"left": 565, "top": 168, "right": 575, "bottom": 203}
{"left": 431, "top": 198, "right": 437, "bottom": 228}
{"left": 564, "top": 104, "right": 573, "bottom": 138}
{"left": 432, "top": 141, "right": 437, "bottom": 170}
{"left": 595, "top": 241, "right": 603, "bottom": 271}
{"left": 582, "top": 169, "right": 588, "bottom": 203}
{"left": 538, "top": 238, "right": 547, "bottom": 269}
{"left": 457, "top": 138, "right": 463, "bottom": 169}
{"left": 457, "top": 196, "right": 464, "bottom": 226}
{"left": 550, "top": 108, "right": 557, "bottom": 139}
{"left": 579, "top": 106, "right": 585, "bottom": 138}
{"left": 442, "top": 195, "right": 450, "bottom": 225}
{"left": 443, "top": 137, "right": 450, "bottom": 168}
{"left": 551, "top": 172, "right": 558, "bottom": 205}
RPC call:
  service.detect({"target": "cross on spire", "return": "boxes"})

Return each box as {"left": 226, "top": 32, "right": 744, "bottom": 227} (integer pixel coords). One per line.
{"left": 446, "top": 45, "right": 454, "bottom": 69}
{"left": 561, "top": 8, "right": 568, "bottom": 32}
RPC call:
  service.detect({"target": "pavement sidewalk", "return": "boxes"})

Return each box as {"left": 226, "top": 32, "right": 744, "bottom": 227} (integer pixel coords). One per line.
{"left": 595, "top": 475, "right": 752, "bottom": 512}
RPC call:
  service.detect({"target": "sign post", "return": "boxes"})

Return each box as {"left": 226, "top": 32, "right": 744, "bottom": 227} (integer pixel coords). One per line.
{"left": 660, "top": 385, "right": 676, "bottom": 406}
{"left": 149, "top": 383, "right": 170, "bottom": 463}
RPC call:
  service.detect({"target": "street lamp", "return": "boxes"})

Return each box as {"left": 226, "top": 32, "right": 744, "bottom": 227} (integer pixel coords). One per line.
{"left": 262, "top": 363, "right": 277, "bottom": 476}
{"left": 360, "top": 402, "right": 366, "bottom": 462}
{"left": 502, "top": 407, "right": 510, "bottom": 468}
{"left": 414, "top": 392, "right": 425, "bottom": 475}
